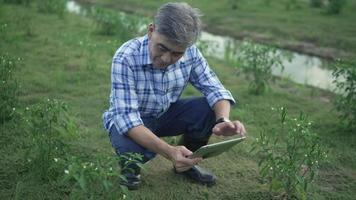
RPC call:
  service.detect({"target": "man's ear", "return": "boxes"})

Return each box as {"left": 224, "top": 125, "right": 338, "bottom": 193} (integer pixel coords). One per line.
{"left": 148, "top": 23, "right": 155, "bottom": 39}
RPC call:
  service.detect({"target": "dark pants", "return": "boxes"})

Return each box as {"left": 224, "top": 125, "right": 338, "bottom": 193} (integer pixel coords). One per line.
{"left": 109, "top": 97, "right": 215, "bottom": 166}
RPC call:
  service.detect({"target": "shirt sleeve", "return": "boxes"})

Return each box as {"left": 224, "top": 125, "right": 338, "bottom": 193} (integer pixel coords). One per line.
{"left": 189, "top": 46, "right": 236, "bottom": 108}
{"left": 109, "top": 55, "right": 143, "bottom": 136}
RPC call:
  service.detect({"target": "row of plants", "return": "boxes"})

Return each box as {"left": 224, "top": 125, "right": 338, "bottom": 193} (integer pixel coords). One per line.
{"left": 207, "top": 37, "right": 356, "bottom": 132}
{"left": 0, "top": 3, "right": 146, "bottom": 197}
{"left": 4, "top": 96, "right": 142, "bottom": 199}
{"left": 197, "top": 36, "right": 355, "bottom": 198}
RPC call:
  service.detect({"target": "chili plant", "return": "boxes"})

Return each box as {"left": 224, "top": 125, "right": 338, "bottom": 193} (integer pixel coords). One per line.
{"left": 251, "top": 107, "right": 327, "bottom": 200}
{"left": 332, "top": 59, "right": 356, "bottom": 131}
{"left": 24, "top": 98, "right": 77, "bottom": 181}
{"left": 236, "top": 41, "right": 290, "bottom": 95}
{"left": 0, "top": 54, "right": 19, "bottom": 123}
{"left": 63, "top": 154, "right": 143, "bottom": 199}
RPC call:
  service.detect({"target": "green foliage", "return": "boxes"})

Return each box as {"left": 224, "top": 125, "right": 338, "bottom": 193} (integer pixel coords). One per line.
{"left": 236, "top": 41, "right": 289, "bottom": 95}
{"left": 2, "top": 0, "right": 32, "bottom": 5}
{"left": 309, "top": 0, "right": 323, "bottom": 8}
{"left": 36, "top": 0, "right": 67, "bottom": 16}
{"left": 332, "top": 59, "right": 356, "bottom": 131}
{"left": 90, "top": 6, "right": 142, "bottom": 40}
{"left": 251, "top": 107, "right": 327, "bottom": 199}
{"left": 326, "top": 0, "right": 346, "bottom": 15}
{"left": 227, "top": 0, "right": 239, "bottom": 10}
{"left": 0, "top": 54, "right": 19, "bottom": 123}
{"left": 62, "top": 155, "right": 134, "bottom": 199}
{"left": 23, "top": 99, "right": 77, "bottom": 181}
{"left": 285, "top": 0, "right": 301, "bottom": 10}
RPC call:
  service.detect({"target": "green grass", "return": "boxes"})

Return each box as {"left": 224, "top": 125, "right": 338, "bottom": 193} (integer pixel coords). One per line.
{"left": 0, "top": 2, "right": 355, "bottom": 200}
{"left": 77, "top": 0, "right": 356, "bottom": 60}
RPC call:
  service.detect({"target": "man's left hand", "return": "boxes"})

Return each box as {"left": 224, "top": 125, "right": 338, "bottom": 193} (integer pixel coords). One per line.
{"left": 212, "top": 120, "right": 246, "bottom": 137}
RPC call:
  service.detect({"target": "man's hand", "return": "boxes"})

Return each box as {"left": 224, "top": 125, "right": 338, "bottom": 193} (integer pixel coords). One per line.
{"left": 212, "top": 120, "right": 247, "bottom": 137}
{"left": 168, "top": 146, "right": 202, "bottom": 172}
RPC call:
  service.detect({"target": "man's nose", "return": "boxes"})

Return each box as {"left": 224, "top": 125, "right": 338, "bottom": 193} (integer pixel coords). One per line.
{"left": 161, "top": 52, "right": 172, "bottom": 64}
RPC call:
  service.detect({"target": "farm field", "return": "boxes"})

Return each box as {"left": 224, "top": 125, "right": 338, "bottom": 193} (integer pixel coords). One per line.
{"left": 1, "top": 1, "right": 355, "bottom": 200}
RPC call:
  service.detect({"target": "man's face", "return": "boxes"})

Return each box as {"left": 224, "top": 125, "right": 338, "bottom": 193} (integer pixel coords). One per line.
{"left": 148, "top": 24, "right": 186, "bottom": 69}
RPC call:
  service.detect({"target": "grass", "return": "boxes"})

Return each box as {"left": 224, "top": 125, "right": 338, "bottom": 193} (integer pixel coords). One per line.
{"left": 77, "top": 0, "right": 356, "bottom": 60}
{"left": 0, "top": 2, "right": 355, "bottom": 200}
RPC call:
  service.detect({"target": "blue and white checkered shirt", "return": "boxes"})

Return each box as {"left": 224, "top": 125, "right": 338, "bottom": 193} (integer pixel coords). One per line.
{"left": 102, "top": 35, "right": 235, "bottom": 135}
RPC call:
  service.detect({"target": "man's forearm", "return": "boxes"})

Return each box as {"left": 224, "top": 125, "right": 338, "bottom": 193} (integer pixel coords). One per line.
{"left": 127, "top": 125, "right": 174, "bottom": 160}
{"left": 213, "top": 100, "right": 231, "bottom": 120}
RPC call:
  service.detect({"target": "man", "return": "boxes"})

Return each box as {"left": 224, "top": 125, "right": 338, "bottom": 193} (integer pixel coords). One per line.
{"left": 103, "top": 2, "right": 246, "bottom": 190}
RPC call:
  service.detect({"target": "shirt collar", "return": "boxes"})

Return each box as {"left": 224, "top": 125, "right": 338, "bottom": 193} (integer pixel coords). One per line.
{"left": 141, "top": 34, "right": 153, "bottom": 66}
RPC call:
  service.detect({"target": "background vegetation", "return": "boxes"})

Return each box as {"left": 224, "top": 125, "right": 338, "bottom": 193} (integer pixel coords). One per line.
{"left": 77, "top": 0, "right": 356, "bottom": 60}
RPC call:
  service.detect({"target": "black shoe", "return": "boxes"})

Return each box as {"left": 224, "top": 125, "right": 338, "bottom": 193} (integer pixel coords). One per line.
{"left": 175, "top": 165, "right": 216, "bottom": 187}
{"left": 120, "top": 173, "right": 141, "bottom": 190}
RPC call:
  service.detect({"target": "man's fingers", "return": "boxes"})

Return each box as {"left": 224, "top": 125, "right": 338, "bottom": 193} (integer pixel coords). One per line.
{"left": 179, "top": 146, "right": 193, "bottom": 156}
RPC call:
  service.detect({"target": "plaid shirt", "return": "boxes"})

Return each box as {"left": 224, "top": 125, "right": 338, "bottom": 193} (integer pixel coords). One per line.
{"left": 102, "top": 35, "right": 235, "bottom": 135}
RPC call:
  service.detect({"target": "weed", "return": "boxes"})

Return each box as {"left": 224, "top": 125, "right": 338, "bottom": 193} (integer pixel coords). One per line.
{"left": 251, "top": 107, "right": 327, "bottom": 199}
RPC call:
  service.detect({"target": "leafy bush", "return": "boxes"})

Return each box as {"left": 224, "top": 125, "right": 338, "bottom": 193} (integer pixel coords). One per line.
{"left": 326, "top": 0, "right": 346, "bottom": 15}
{"left": 36, "top": 0, "right": 67, "bottom": 16}
{"left": 251, "top": 107, "right": 327, "bottom": 200}
{"left": 0, "top": 54, "right": 19, "bottom": 123}
{"left": 332, "top": 59, "right": 356, "bottom": 131}
{"left": 23, "top": 99, "right": 77, "bottom": 181}
{"left": 236, "top": 41, "right": 290, "bottom": 95}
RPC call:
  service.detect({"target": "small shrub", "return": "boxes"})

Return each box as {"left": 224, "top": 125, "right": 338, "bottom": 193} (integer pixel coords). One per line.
{"left": 24, "top": 99, "right": 77, "bottom": 181}
{"left": 332, "top": 59, "right": 356, "bottom": 131}
{"left": 251, "top": 107, "right": 327, "bottom": 199}
{"left": 326, "top": 0, "right": 346, "bottom": 15}
{"left": 236, "top": 41, "right": 290, "bottom": 95}
{"left": 36, "top": 0, "right": 67, "bottom": 17}
{"left": 0, "top": 54, "right": 19, "bottom": 123}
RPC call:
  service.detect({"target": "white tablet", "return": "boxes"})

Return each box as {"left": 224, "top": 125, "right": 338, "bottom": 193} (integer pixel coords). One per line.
{"left": 190, "top": 137, "right": 246, "bottom": 159}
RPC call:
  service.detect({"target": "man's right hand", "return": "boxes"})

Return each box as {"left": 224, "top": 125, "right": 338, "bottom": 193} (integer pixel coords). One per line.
{"left": 168, "top": 145, "right": 203, "bottom": 172}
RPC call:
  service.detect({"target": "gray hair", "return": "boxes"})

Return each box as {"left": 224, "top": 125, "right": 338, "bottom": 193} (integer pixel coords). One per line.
{"left": 154, "top": 2, "right": 202, "bottom": 47}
